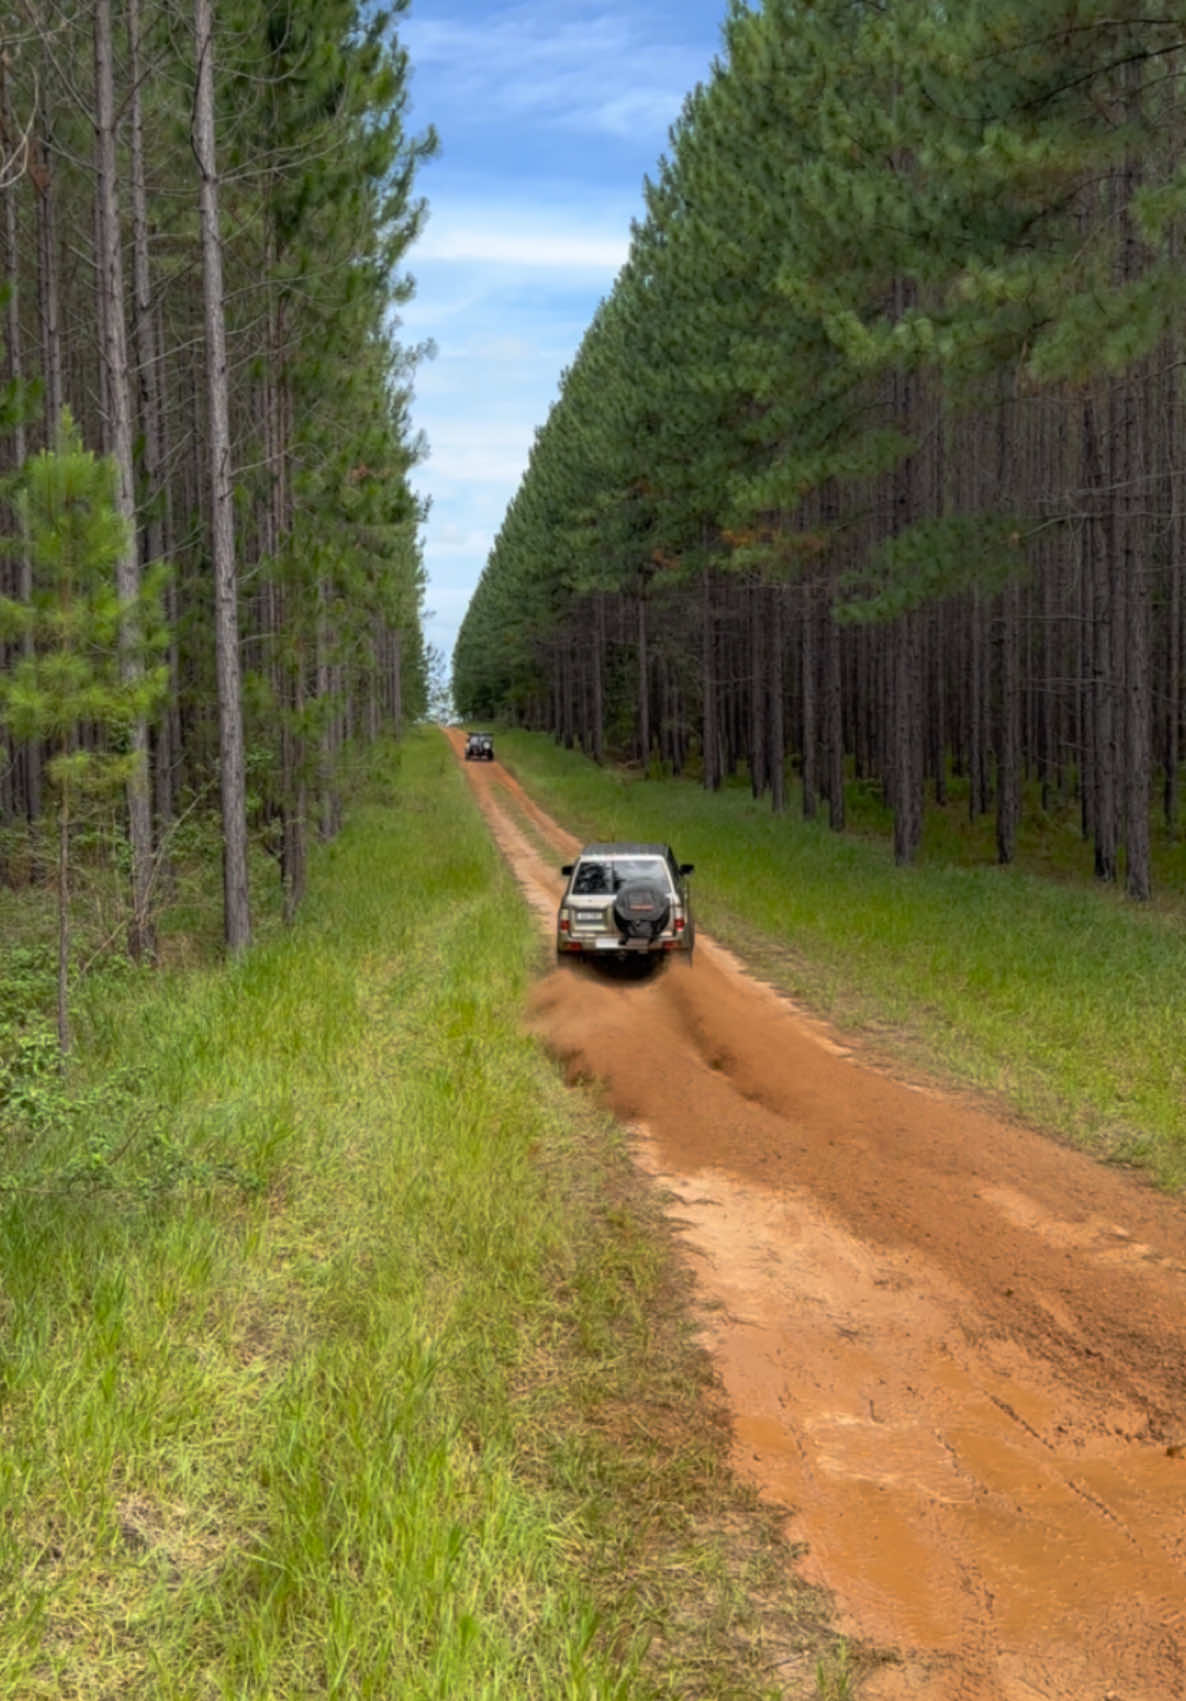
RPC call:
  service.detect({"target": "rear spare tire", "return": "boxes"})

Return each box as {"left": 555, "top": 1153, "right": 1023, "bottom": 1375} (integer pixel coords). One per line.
{"left": 612, "top": 879, "right": 670, "bottom": 943}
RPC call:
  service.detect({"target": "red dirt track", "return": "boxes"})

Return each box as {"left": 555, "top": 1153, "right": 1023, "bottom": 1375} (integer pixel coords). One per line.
{"left": 448, "top": 731, "right": 1186, "bottom": 1700}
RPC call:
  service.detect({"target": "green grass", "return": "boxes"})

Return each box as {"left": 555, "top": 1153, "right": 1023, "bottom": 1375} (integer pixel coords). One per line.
{"left": 0, "top": 730, "right": 839, "bottom": 1698}
{"left": 494, "top": 730, "right": 1186, "bottom": 1192}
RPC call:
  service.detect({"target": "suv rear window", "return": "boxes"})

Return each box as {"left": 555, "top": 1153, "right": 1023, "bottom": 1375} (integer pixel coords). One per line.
{"left": 572, "top": 861, "right": 611, "bottom": 894}
{"left": 572, "top": 857, "right": 669, "bottom": 894}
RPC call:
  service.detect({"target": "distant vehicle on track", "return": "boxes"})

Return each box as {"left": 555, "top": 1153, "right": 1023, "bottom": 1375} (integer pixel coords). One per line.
{"left": 464, "top": 732, "right": 495, "bottom": 761}
{"left": 556, "top": 842, "right": 695, "bottom": 964}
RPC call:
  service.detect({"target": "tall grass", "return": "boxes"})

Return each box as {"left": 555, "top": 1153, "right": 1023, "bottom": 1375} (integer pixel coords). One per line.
{"left": 495, "top": 730, "right": 1186, "bottom": 1190}
{"left": 0, "top": 730, "right": 828, "bottom": 1698}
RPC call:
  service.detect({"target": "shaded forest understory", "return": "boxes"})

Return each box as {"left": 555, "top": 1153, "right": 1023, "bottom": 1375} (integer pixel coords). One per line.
{"left": 454, "top": 0, "right": 1186, "bottom": 903}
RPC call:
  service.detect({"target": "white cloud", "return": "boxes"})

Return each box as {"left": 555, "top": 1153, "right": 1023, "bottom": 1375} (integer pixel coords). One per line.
{"left": 420, "top": 421, "right": 536, "bottom": 487}
{"left": 416, "top": 223, "right": 627, "bottom": 271}
{"left": 408, "top": 186, "right": 635, "bottom": 278}
{"left": 594, "top": 87, "right": 690, "bottom": 139}
{"left": 468, "top": 334, "right": 544, "bottom": 362}
{"left": 430, "top": 523, "right": 497, "bottom": 559}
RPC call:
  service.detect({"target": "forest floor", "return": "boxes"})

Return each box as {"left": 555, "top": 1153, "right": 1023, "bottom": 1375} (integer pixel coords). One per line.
{"left": 447, "top": 727, "right": 1186, "bottom": 1701}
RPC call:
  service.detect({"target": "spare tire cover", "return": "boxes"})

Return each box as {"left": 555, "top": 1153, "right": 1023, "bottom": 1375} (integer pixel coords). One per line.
{"left": 613, "top": 879, "right": 670, "bottom": 938}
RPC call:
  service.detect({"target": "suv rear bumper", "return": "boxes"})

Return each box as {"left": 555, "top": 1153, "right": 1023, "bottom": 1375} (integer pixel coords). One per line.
{"left": 557, "top": 934, "right": 691, "bottom": 956}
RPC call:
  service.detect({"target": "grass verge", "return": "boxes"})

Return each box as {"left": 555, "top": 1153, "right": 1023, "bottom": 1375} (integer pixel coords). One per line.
{"left": 493, "top": 730, "right": 1186, "bottom": 1192}
{"left": 0, "top": 728, "right": 837, "bottom": 1698}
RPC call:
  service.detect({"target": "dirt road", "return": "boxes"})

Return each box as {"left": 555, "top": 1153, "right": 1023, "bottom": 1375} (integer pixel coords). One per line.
{"left": 448, "top": 732, "right": 1186, "bottom": 1700}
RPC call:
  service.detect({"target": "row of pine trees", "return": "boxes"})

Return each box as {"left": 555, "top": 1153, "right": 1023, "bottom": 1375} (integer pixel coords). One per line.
{"left": 453, "top": 0, "right": 1186, "bottom": 900}
{"left": 1, "top": 0, "right": 433, "bottom": 1033}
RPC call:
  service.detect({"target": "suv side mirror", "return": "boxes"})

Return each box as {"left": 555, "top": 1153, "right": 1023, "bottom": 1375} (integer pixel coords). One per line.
{"left": 679, "top": 863, "right": 695, "bottom": 876}
{"left": 561, "top": 864, "right": 574, "bottom": 877}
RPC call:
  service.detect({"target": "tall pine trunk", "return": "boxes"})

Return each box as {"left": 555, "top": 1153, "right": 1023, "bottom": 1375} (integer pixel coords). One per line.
{"left": 34, "top": 117, "right": 64, "bottom": 441}
{"left": 768, "top": 583, "right": 785, "bottom": 814}
{"left": 1167, "top": 507, "right": 1182, "bottom": 837}
{"left": 996, "top": 580, "right": 1020, "bottom": 865}
{"left": 1122, "top": 371, "right": 1151, "bottom": 899}
{"left": 891, "top": 613, "right": 922, "bottom": 865}
{"left": 591, "top": 593, "right": 604, "bottom": 762}
{"left": 2, "top": 64, "right": 39, "bottom": 835}
{"left": 749, "top": 580, "right": 767, "bottom": 799}
{"left": 1085, "top": 396, "right": 1117, "bottom": 883}
{"left": 637, "top": 590, "right": 650, "bottom": 766}
{"left": 800, "top": 581, "right": 817, "bottom": 820}
{"left": 824, "top": 601, "right": 845, "bottom": 831}
{"left": 57, "top": 772, "right": 71, "bottom": 1055}
{"left": 95, "top": 0, "right": 156, "bottom": 960}
{"left": 194, "top": 0, "right": 251, "bottom": 951}
{"left": 128, "top": 0, "right": 173, "bottom": 838}
{"left": 1119, "top": 64, "right": 1151, "bottom": 900}
{"left": 701, "top": 566, "right": 719, "bottom": 790}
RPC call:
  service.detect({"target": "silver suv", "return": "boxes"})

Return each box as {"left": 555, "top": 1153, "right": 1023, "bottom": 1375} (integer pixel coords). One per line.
{"left": 556, "top": 842, "right": 695, "bottom": 963}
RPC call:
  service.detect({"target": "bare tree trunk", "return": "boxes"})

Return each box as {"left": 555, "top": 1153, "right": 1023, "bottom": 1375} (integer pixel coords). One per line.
{"left": 969, "top": 590, "right": 988, "bottom": 819}
{"left": 1039, "top": 546, "right": 1056, "bottom": 813}
{"left": 1122, "top": 372, "right": 1151, "bottom": 900}
{"left": 128, "top": 0, "right": 173, "bottom": 847}
{"left": 366, "top": 643, "right": 378, "bottom": 740}
{"left": 768, "top": 583, "right": 785, "bottom": 814}
{"left": 1126, "top": 547, "right": 1152, "bottom": 899}
{"left": 57, "top": 775, "right": 70, "bottom": 1055}
{"left": 2, "top": 64, "right": 40, "bottom": 833}
{"left": 749, "top": 580, "right": 767, "bottom": 799}
{"left": 1117, "top": 68, "right": 1151, "bottom": 900}
{"left": 563, "top": 635, "right": 575, "bottom": 747}
{"left": 194, "top": 0, "right": 250, "bottom": 951}
{"left": 929, "top": 606, "right": 947, "bottom": 805}
{"left": 1167, "top": 522, "right": 1181, "bottom": 837}
{"left": 892, "top": 613, "right": 922, "bottom": 864}
{"left": 1084, "top": 395, "right": 1117, "bottom": 883}
{"left": 701, "top": 566, "right": 719, "bottom": 790}
{"left": 996, "top": 580, "right": 1020, "bottom": 865}
{"left": 824, "top": 599, "right": 845, "bottom": 830}
{"left": 591, "top": 592, "right": 604, "bottom": 762}
{"left": 1077, "top": 511, "right": 1095, "bottom": 843}
{"left": 282, "top": 663, "right": 307, "bottom": 923}
{"left": 637, "top": 590, "right": 650, "bottom": 766}
{"left": 317, "top": 581, "right": 335, "bottom": 838}
{"left": 34, "top": 123, "right": 64, "bottom": 440}
{"left": 800, "top": 581, "right": 817, "bottom": 820}
{"left": 391, "top": 627, "right": 402, "bottom": 737}
{"left": 95, "top": 0, "right": 156, "bottom": 961}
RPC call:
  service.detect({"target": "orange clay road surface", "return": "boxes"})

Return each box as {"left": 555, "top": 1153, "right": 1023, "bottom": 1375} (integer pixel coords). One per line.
{"left": 447, "top": 730, "right": 1186, "bottom": 1701}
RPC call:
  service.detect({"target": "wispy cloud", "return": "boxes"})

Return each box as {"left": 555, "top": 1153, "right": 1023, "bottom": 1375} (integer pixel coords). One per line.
{"left": 416, "top": 221, "right": 628, "bottom": 272}
{"left": 404, "top": 3, "right": 704, "bottom": 142}
{"left": 431, "top": 523, "right": 499, "bottom": 559}
{"left": 421, "top": 418, "right": 539, "bottom": 488}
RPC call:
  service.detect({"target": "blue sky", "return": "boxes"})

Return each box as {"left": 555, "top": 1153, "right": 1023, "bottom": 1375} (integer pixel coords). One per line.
{"left": 397, "top": 0, "right": 730, "bottom": 670}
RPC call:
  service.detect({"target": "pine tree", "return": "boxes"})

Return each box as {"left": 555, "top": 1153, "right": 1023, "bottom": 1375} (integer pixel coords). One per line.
{"left": 0, "top": 415, "right": 165, "bottom": 1049}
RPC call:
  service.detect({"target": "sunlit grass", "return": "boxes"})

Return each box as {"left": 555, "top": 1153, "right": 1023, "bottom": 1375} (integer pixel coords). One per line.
{"left": 0, "top": 729, "right": 834, "bottom": 1697}
{"left": 495, "top": 730, "right": 1186, "bottom": 1191}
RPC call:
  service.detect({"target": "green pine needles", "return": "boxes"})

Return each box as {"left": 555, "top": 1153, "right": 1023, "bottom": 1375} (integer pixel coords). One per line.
{"left": 0, "top": 413, "right": 167, "bottom": 1049}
